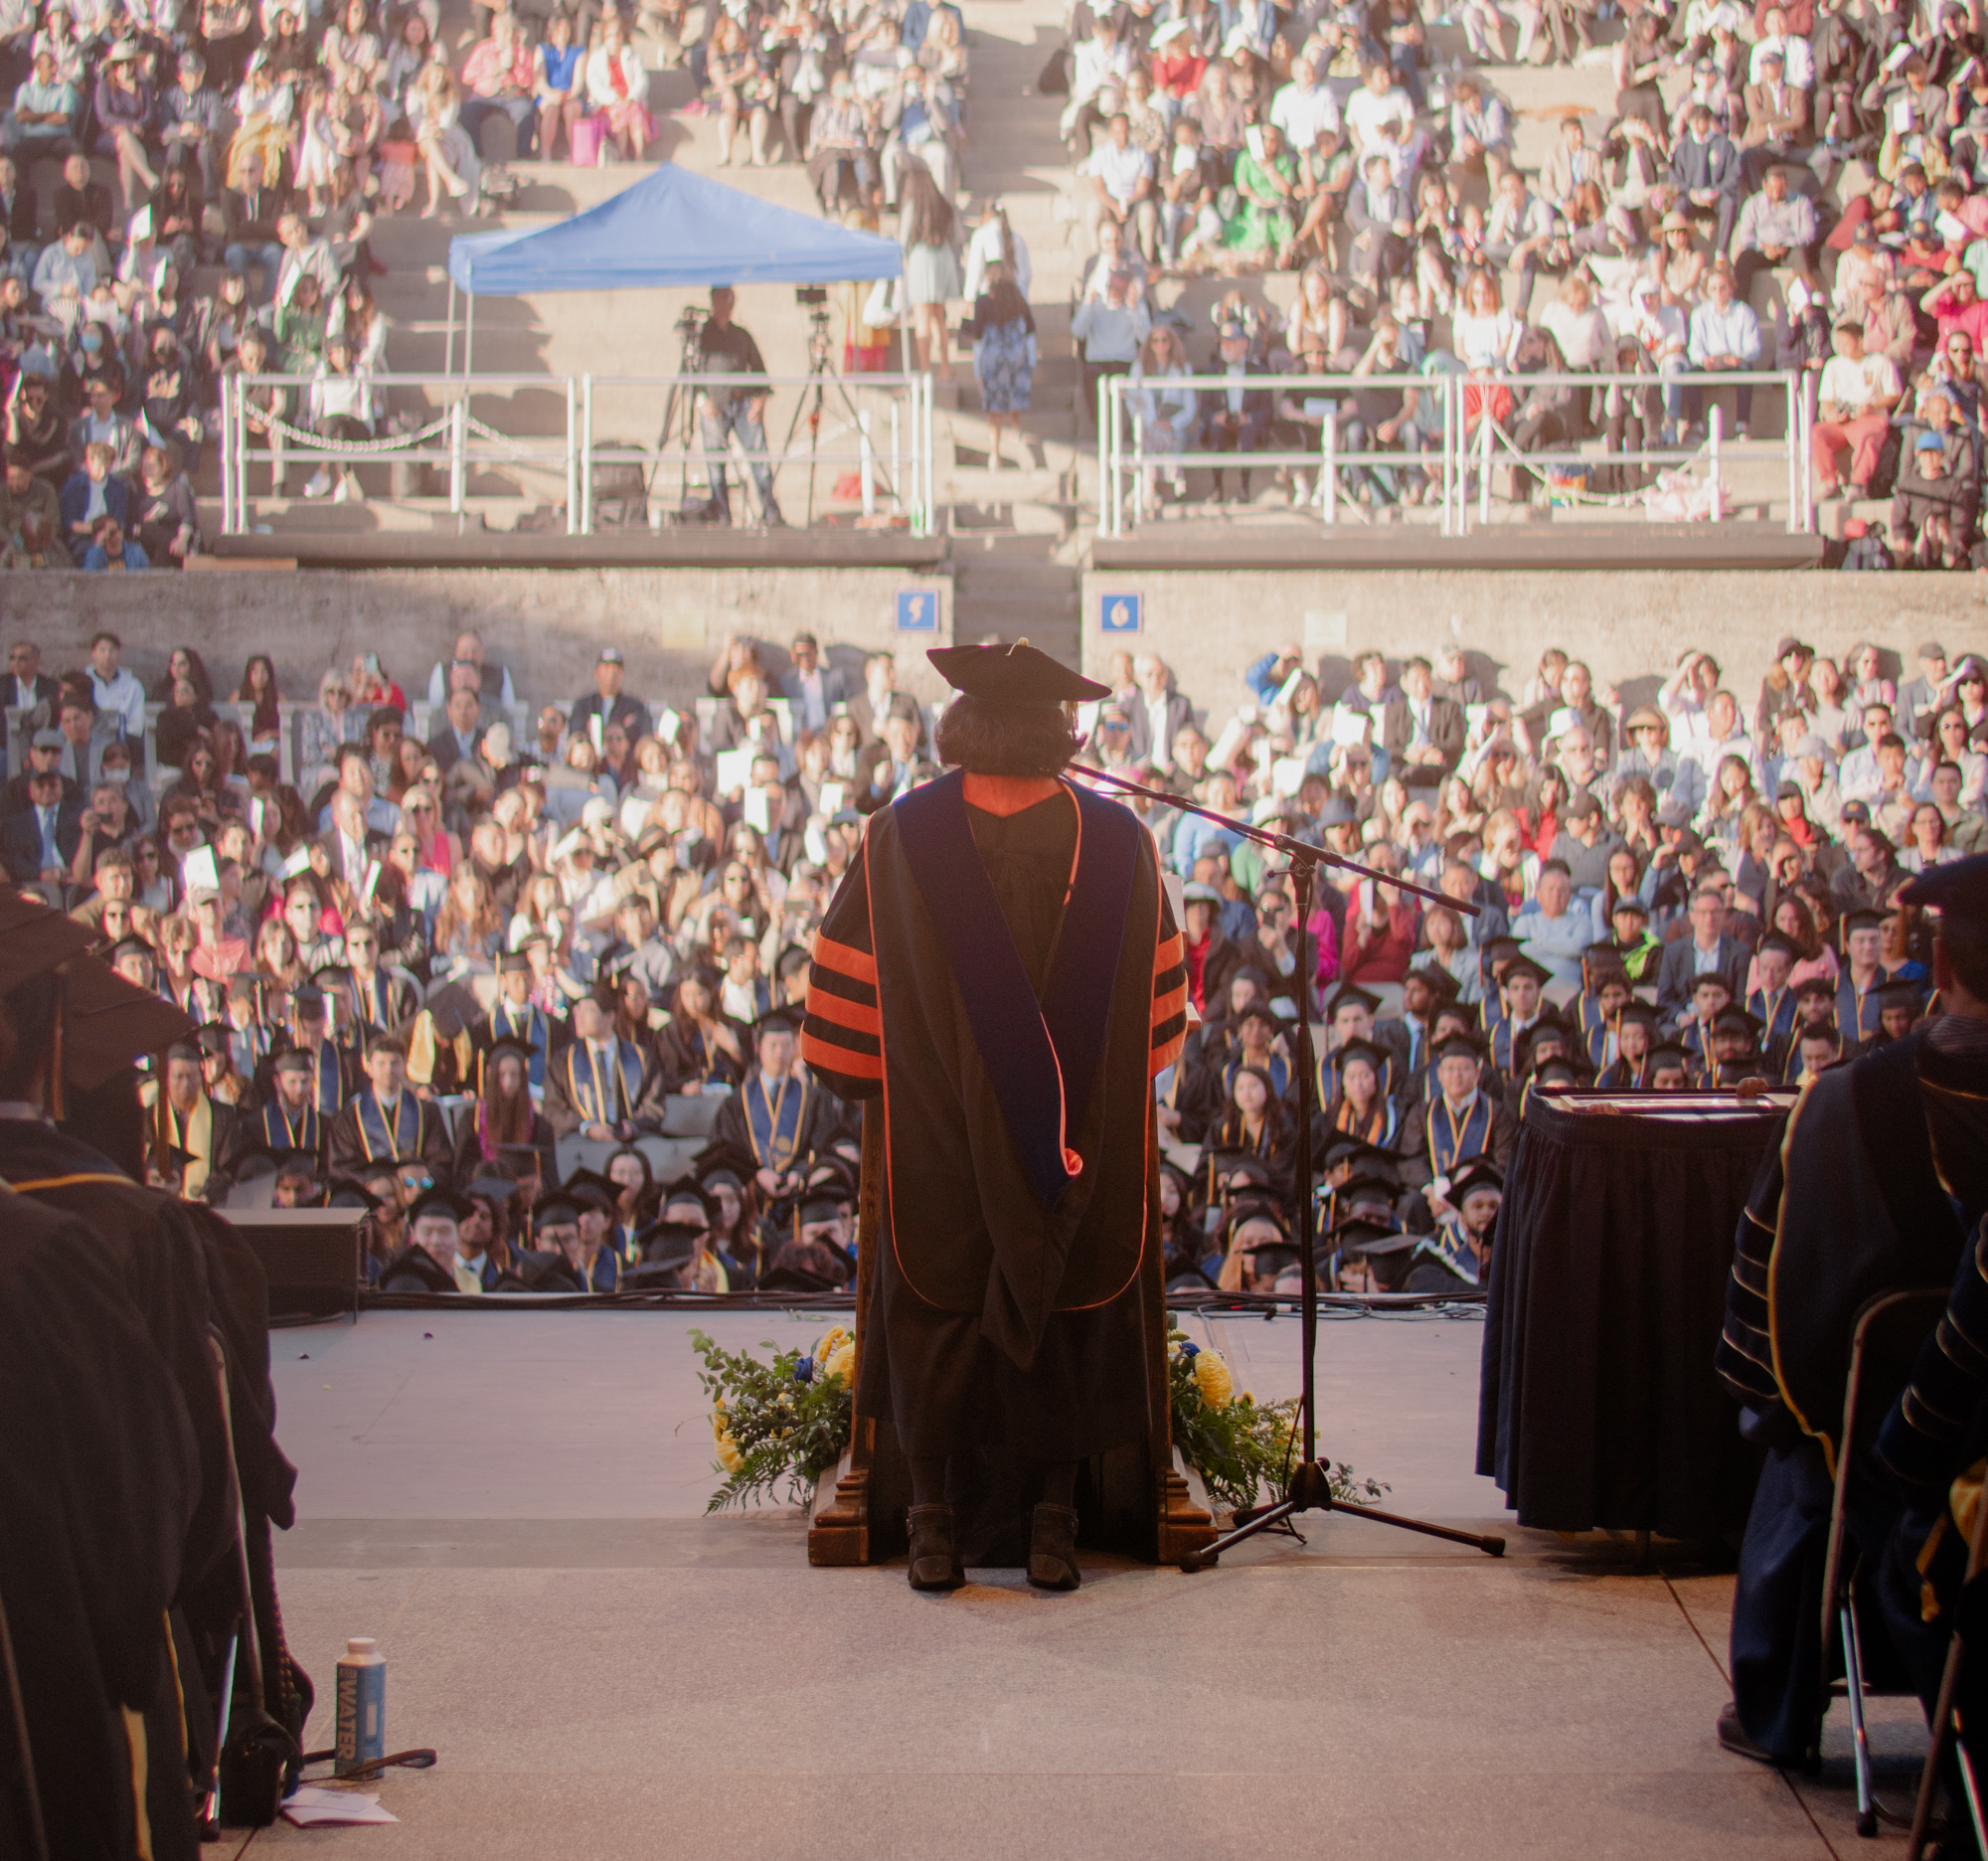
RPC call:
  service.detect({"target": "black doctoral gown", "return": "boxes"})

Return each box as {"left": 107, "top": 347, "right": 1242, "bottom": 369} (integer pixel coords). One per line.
{"left": 0, "top": 1184, "right": 203, "bottom": 1861}
{"left": 801, "top": 771, "right": 1186, "bottom": 1459}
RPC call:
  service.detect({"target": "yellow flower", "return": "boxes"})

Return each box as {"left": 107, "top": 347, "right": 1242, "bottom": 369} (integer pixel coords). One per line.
{"left": 1194, "top": 1349, "right": 1234, "bottom": 1410}
{"left": 812, "top": 1326, "right": 852, "bottom": 1375}
{"left": 713, "top": 1412, "right": 744, "bottom": 1470}
{"left": 823, "top": 1339, "right": 856, "bottom": 1384}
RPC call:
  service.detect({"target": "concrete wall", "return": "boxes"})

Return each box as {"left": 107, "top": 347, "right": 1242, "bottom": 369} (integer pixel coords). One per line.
{"left": 2, "top": 566, "right": 954, "bottom": 710}
{"left": 1078, "top": 571, "right": 1988, "bottom": 718}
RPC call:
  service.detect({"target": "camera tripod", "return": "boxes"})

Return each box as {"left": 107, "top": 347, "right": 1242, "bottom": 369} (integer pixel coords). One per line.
{"left": 778, "top": 293, "right": 903, "bottom": 527}
{"left": 645, "top": 304, "right": 710, "bottom": 524}
{"left": 1068, "top": 763, "right": 1508, "bottom": 1572}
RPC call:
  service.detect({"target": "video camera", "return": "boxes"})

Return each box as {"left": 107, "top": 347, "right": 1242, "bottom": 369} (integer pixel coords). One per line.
{"left": 794, "top": 286, "right": 829, "bottom": 306}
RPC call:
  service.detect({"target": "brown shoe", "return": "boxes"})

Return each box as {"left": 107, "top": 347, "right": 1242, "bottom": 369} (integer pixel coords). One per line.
{"left": 1028, "top": 1502, "right": 1081, "bottom": 1591}
{"left": 907, "top": 1503, "right": 964, "bottom": 1591}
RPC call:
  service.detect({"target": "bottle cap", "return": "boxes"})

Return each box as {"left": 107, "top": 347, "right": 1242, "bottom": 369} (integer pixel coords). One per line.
{"left": 347, "top": 1636, "right": 378, "bottom": 1655}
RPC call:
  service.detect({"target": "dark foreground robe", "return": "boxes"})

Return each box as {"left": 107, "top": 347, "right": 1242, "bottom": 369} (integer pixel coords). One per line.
{"left": 802, "top": 770, "right": 1186, "bottom": 1459}
{"left": 0, "top": 1184, "right": 202, "bottom": 1861}
{"left": 1715, "top": 1026, "right": 1988, "bottom": 1759}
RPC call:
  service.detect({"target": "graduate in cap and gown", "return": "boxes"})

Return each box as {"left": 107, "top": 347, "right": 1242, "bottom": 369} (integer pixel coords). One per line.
{"left": 1406, "top": 1157, "right": 1503, "bottom": 1292}
{"left": 1482, "top": 953, "right": 1551, "bottom": 1073}
{"left": 452, "top": 1034, "right": 556, "bottom": 1188}
{"left": 254, "top": 982, "right": 355, "bottom": 1117}
{"left": 713, "top": 1005, "right": 843, "bottom": 1197}
{"left": 543, "top": 987, "right": 664, "bottom": 1142}
{"left": 1423, "top": 1032, "right": 1513, "bottom": 1177}
{"left": 1834, "top": 907, "right": 1893, "bottom": 1044}
{"left": 1595, "top": 1001, "right": 1660, "bottom": 1089}
{"left": 801, "top": 640, "right": 1186, "bottom": 1593}
{"left": 0, "top": 887, "right": 309, "bottom": 1849}
{"left": 240, "top": 1044, "right": 331, "bottom": 1169}
{"left": 1716, "top": 852, "right": 1988, "bottom": 1765}
{"left": 472, "top": 951, "right": 552, "bottom": 1092}
{"left": 328, "top": 1030, "right": 453, "bottom": 1179}
{"left": 378, "top": 1185, "right": 480, "bottom": 1292}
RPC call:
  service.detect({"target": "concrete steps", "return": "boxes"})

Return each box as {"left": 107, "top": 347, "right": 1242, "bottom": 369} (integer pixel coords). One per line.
{"left": 951, "top": 539, "right": 1081, "bottom": 659}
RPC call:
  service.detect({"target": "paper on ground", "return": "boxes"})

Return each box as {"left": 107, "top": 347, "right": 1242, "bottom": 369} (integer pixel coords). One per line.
{"left": 283, "top": 1785, "right": 401, "bottom": 1826}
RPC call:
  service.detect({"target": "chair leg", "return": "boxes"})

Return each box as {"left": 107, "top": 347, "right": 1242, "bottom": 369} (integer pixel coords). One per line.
{"left": 1843, "top": 1602, "right": 1879, "bottom": 1838}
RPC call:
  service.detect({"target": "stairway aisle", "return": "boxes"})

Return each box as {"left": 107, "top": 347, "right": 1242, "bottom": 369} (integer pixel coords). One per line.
{"left": 951, "top": 533, "right": 1081, "bottom": 664}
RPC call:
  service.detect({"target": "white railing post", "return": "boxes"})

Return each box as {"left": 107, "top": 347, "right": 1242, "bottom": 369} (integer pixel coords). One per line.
{"left": 1130, "top": 409, "right": 1145, "bottom": 527}
{"left": 565, "top": 376, "right": 578, "bottom": 536}
{"left": 1477, "top": 400, "right": 1492, "bottom": 525}
{"left": 449, "top": 398, "right": 466, "bottom": 513}
{"left": 1708, "top": 403, "right": 1723, "bottom": 522}
{"left": 219, "top": 373, "right": 236, "bottom": 535}
{"left": 1789, "top": 370, "right": 1805, "bottom": 529}
{"left": 859, "top": 410, "right": 875, "bottom": 517}
{"left": 1321, "top": 412, "right": 1336, "bottom": 525}
{"left": 580, "top": 375, "right": 593, "bottom": 535}
{"left": 1098, "top": 375, "right": 1114, "bottom": 538}
{"left": 890, "top": 396, "right": 901, "bottom": 515}
{"left": 1440, "top": 374, "right": 1455, "bottom": 537}
{"left": 1801, "top": 370, "right": 1816, "bottom": 533}
{"left": 236, "top": 373, "right": 249, "bottom": 516}
{"left": 923, "top": 375, "right": 934, "bottom": 537}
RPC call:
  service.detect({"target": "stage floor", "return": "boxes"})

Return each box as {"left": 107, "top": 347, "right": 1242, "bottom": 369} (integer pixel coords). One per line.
{"left": 210, "top": 1307, "right": 1928, "bottom": 1858}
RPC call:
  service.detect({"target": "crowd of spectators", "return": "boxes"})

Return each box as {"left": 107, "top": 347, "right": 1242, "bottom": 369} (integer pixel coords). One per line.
{"left": 1, "top": 619, "right": 1972, "bottom": 1298}
{"left": 1041, "top": 0, "right": 1988, "bottom": 552}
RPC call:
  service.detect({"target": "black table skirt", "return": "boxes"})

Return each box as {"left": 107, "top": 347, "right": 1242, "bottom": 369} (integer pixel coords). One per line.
{"left": 1476, "top": 1096, "right": 1779, "bottom": 1537}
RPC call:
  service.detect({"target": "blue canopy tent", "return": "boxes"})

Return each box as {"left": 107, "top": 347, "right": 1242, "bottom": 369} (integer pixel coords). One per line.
{"left": 442, "top": 163, "right": 905, "bottom": 373}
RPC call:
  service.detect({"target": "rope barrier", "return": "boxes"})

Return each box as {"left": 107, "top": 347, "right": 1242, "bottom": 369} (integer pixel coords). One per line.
{"left": 265, "top": 413, "right": 451, "bottom": 455}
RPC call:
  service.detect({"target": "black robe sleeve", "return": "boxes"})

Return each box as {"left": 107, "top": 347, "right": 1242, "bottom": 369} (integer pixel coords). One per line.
{"left": 802, "top": 848, "right": 885, "bottom": 1100}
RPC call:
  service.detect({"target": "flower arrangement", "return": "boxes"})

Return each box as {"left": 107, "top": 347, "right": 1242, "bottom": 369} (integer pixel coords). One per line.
{"left": 1165, "top": 1327, "right": 1388, "bottom": 1516}
{"left": 689, "top": 1327, "right": 857, "bottom": 1512}
{"left": 689, "top": 1321, "right": 1388, "bottom": 1521}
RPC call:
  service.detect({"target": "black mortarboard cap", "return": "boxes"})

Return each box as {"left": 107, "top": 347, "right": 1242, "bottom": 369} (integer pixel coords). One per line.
{"left": 1794, "top": 975, "right": 1838, "bottom": 1000}
{"left": 1501, "top": 954, "right": 1553, "bottom": 987}
{"left": 798, "top": 1191, "right": 851, "bottom": 1226}
{"left": 0, "top": 889, "right": 95, "bottom": 991}
{"left": 927, "top": 641, "right": 1107, "bottom": 705}
{"left": 752, "top": 1004, "right": 804, "bottom": 1039}
{"left": 406, "top": 1185, "right": 472, "bottom": 1225}
{"left": 1326, "top": 982, "right": 1382, "bottom": 1017}
{"left": 293, "top": 982, "right": 326, "bottom": 1013}
{"left": 1617, "top": 1000, "right": 1659, "bottom": 1027}
{"left": 1648, "top": 1041, "right": 1691, "bottom": 1069}
{"left": 563, "top": 1168, "right": 619, "bottom": 1213}
{"left": 1404, "top": 961, "right": 1460, "bottom": 999}
{"left": 1757, "top": 931, "right": 1798, "bottom": 959}
{"left": 1448, "top": 1158, "right": 1504, "bottom": 1203}
{"left": 1901, "top": 849, "right": 1988, "bottom": 913}
{"left": 531, "top": 1188, "right": 582, "bottom": 1226}
{"left": 1841, "top": 908, "right": 1886, "bottom": 937}
{"left": 1335, "top": 1172, "right": 1399, "bottom": 1211}
{"left": 1238, "top": 1242, "right": 1303, "bottom": 1274}
{"left": 1323, "top": 1137, "right": 1395, "bottom": 1174}
{"left": 1433, "top": 1032, "right": 1485, "bottom": 1065}
{"left": 1877, "top": 975, "right": 1925, "bottom": 1007}
{"left": 326, "top": 1176, "right": 383, "bottom": 1211}
{"left": 483, "top": 1033, "right": 538, "bottom": 1066}
{"left": 1334, "top": 1217, "right": 1415, "bottom": 1258}
{"left": 1331, "top": 1036, "right": 1388, "bottom": 1075}
{"left": 634, "top": 1221, "right": 700, "bottom": 1271}
{"left": 1714, "top": 1005, "right": 1762, "bottom": 1037}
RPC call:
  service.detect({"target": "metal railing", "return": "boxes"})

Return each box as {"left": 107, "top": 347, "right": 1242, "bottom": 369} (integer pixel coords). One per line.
{"left": 577, "top": 372, "right": 933, "bottom": 536}
{"left": 1100, "top": 367, "right": 1818, "bottom": 538}
{"left": 218, "top": 370, "right": 936, "bottom": 539}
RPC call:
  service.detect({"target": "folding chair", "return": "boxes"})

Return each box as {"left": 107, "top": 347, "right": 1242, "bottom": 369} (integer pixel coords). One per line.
{"left": 1908, "top": 1460, "right": 1988, "bottom": 1859}
{"left": 1820, "top": 1287, "right": 1950, "bottom": 1837}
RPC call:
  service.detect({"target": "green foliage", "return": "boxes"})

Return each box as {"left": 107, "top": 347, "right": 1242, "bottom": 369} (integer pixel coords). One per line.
{"left": 686, "top": 1323, "right": 1389, "bottom": 1521}
{"left": 1165, "top": 1327, "right": 1390, "bottom": 1515}
{"left": 689, "top": 1328, "right": 855, "bottom": 1513}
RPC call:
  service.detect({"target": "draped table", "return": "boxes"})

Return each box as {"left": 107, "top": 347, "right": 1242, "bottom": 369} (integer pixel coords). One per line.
{"left": 1476, "top": 1089, "right": 1794, "bottom": 1539}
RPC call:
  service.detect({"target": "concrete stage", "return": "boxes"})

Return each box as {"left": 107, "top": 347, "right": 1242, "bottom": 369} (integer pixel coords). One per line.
{"left": 211, "top": 1306, "right": 1929, "bottom": 1858}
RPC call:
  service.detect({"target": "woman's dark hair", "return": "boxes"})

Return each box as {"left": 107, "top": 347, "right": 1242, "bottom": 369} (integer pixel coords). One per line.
{"left": 900, "top": 164, "right": 955, "bottom": 250}
{"left": 984, "top": 274, "right": 1030, "bottom": 325}
{"left": 152, "top": 643, "right": 214, "bottom": 703}
{"left": 933, "top": 693, "right": 1077, "bottom": 776}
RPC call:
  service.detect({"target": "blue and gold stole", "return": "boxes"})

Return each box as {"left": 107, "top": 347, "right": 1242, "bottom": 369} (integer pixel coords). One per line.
{"left": 561, "top": 1040, "right": 644, "bottom": 1124}
{"left": 1425, "top": 1090, "right": 1493, "bottom": 1177}
{"left": 354, "top": 1088, "right": 423, "bottom": 1161}
{"left": 490, "top": 1001, "right": 549, "bottom": 1089}
{"left": 256, "top": 1098, "right": 322, "bottom": 1157}
{"left": 746, "top": 1070, "right": 811, "bottom": 1172}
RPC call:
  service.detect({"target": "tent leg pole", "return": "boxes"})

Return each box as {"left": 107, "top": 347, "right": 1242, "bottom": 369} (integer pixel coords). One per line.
{"left": 445, "top": 277, "right": 455, "bottom": 378}
{"left": 466, "top": 291, "right": 475, "bottom": 379}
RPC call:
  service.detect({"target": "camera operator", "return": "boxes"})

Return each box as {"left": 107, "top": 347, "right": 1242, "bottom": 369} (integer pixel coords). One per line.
{"left": 694, "top": 284, "right": 786, "bottom": 529}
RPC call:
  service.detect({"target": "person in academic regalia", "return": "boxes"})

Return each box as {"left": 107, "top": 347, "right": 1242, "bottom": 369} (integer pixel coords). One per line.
{"left": 450, "top": 1036, "right": 557, "bottom": 1189}
{"left": 234, "top": 1045, "right": 330, "bottom": 1171}
{"left": 1595, "top": 1000, "right": 1660, "bottom": 1090}
{"left": 149, "top": 1038, "right": 243, "bottom": 1202}
{"left": 650, "top": 967, "right": 749, "bottom": 1097}
{"left": 471, "top": 952, "right": 553, "bottom": 1093}
{"left": 0, "top": 1184, "right": 203, "bottom": 1861}
{"left": 1423, "top": 1032, "right": 1514, "bottom": 1177}
{"left": 1715, "top": 852, "right": 1988, "bottom": 1767}
{"left": 713, "top": 1006, "right": 845, "bottom": 1199}
{"left": 1482, "top": 953, "right": 1551, "bottom": 1073}
{"left": 801, "top": 641, "right": 1185, "bottom": 1593}
{"left": 252, "top": 983, "right": 356, "bottom": 1118}
{"left": 0, "top": 888, "right": 310, "bottom": 1842}
{"left": 378, "top": 1185, "right": 480, "bottom": 1292}
{"left": 542, "top": 988, "right": 665, "bottom": 1142}
{"left": 1834, "top": 906, "right": 1893, "bottom": 1044}
{"left": 327, "top": 1032, "right": 454, "bottom": 1179}
{"left": 1405, "top": 1158, "right": 1502, "bottom": 1293}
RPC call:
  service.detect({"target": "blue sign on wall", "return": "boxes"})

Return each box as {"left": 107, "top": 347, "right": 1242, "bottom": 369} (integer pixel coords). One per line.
{"left": 897, "top": 590, "right": 938, "bottom": 632}
{"left": 1100, "top": 592, "right": 1143, "bottom": 634}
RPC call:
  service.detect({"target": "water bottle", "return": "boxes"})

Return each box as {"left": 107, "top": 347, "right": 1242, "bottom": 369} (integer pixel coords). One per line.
{"left": 334, "top": 1637, "right": 387, "bottom": 1776}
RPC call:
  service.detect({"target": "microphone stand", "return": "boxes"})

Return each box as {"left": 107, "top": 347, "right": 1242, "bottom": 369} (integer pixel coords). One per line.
{"left": 1068, "top": 762, "right": 1506, "bottom": 1568}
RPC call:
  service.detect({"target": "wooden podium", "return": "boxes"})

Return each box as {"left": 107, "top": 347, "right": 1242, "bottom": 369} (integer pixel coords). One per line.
{"left": 809, "top": 1106, "right": 1215, "bottom": 1568}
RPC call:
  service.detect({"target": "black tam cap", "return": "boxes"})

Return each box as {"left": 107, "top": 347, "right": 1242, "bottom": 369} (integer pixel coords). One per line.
{"left": 1449, "top": 1158, "right": 1504, "bottom": 1203}
{"left": 1901, "top": 850, "right": 1988, "bottom": 915}
{"left": 1501, "top": 954, "right": 1553, "bottom": 988}
{"left": 1326, "top": 982, "right": 1383, "bottom": 1017}
{"left": 927, "top": 641, "right": 1107, "bottom": 705}
{"left": 1841, "top": 908, "right": 1887, "bottom": 938}
{"left": 563, "top": 1168, "right": 619, "bottom": 1213}
{"left": 1877, "top": 975, "right": 1925, "bottom": 1008}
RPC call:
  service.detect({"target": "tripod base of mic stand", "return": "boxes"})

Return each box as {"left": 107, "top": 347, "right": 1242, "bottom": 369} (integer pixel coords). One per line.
{"left": 1179, "top": 1459, "right": 1506, "bottom": 1571}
